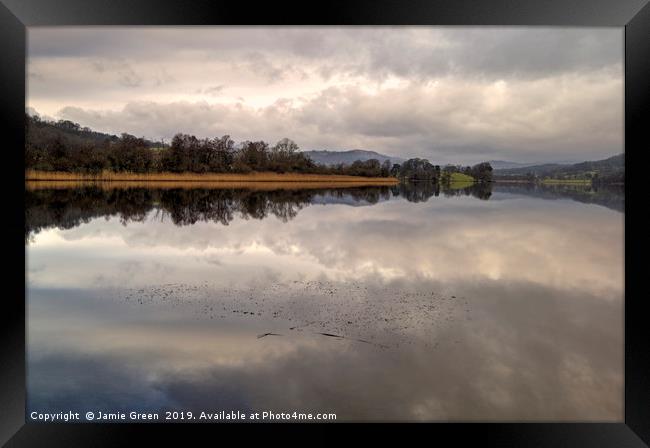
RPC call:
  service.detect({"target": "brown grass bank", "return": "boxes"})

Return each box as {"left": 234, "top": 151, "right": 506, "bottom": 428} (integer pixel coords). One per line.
{"left": 25, "top": 170, "right": 399, "bottom": 190}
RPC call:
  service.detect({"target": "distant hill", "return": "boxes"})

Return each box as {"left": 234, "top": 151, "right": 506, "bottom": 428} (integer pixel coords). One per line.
{"left": 494, "top": 154, "right": 624, "bottom": 183}
{"left": 303, "top": 150, "right": 404, "bottom": 166}
{"left": 488, "top": 160, "right": 540, "bottom": 170}
{"left": 488, "top": 160, "right": 578, "bottom": 170}
{"left": 495, "top": 162, "right": 566, "bottom": 175}
{"left": 25, "top": 113, "right": 167, "bottom": 149}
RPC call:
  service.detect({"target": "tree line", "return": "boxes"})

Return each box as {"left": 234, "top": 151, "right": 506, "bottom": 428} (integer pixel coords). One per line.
{"left": 25, "top": 115, "right": 397, "bottom": 177}
{"left": 25, "top": 114, "right": 493, "bottom": 181}
{"left": 390, "top": 158, "right": 493, "bottom": 182}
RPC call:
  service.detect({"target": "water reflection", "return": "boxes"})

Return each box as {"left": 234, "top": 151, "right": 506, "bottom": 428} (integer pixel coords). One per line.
{"left": 493, "top": 182, "right": 624, "bottom": 212}
{"left": 26, "top": 182, "right": 495, "bottom": 241}
{"left": 25, "top": 181, "right": 624, "bottom": 421}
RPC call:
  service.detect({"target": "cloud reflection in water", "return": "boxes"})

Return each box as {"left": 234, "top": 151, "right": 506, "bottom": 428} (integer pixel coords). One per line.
{"left": 26, "top": 183, "right": 623, "bottom": 421}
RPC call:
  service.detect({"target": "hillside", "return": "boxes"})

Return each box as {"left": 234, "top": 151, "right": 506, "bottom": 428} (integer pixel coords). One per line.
{"left": 494, "top": 154, "right": 624, "bottom": 183}
{"left": 302, "top": 149, "right": 404, "bottom": 166}
{"left": 488, "top": 160, "right": 578, "bottom": 170}
{"left": 26, "top": 113, "right": 167, "bottom": 149}
{"left": 488, "top": 160, "right": 542, "bottom": 170}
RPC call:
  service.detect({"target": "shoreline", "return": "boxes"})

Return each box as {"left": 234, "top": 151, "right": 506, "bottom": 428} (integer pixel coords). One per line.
{"left": 494, "top": 179, "right": 624, "bottom": 187}
{"left": 26, "top": 180, "right": 401, "bottom": 191}
{"left": 25, "top": 170, "right": 399, "bottom": 184}
{"left": 494, "top": 179, "right": 591, "bottom": 185}
{"left": 25, "top": 170, "right": 399, "bottom": 191}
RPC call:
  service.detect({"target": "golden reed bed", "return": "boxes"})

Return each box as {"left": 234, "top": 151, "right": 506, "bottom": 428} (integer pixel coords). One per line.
{"left": 25, "top": 170, "right": 398, "bottom": 190}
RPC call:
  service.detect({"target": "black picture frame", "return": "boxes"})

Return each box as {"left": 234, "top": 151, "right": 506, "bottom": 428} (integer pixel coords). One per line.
{"left": 2, "top": 0, "right": 648, "bottom": 445}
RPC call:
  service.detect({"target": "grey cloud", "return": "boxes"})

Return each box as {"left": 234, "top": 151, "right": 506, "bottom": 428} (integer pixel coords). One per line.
{"left": 152, "top": 68, "right": 175, "bottom": 86}
{"left": 90, "top": 60, "right": 109, "bottom": 73}
{"left": 237, "top": 51, "right": 310, "bottom": 84}
{"left": 90, "top": 59, "right": 143, "bottom": 87}
{"left": 30, "top": 27, "right": 623, "bottom": 164}
{"left": 29, "top": 27, "right": 621, "bottom": 81}
{"left": 118, "top": 72, "right": 142, "bottom": 87}
{"left": 360, "top": 28, "right": 622, "bottom": 81}
{"left": 56, "top": 65, "right": 622, "bottom": 164}
{"left": 199, "top": 84, "right": 225, "bottom": 96}
{"left": 241, "top": 52, "right": 286, "bottom": 83}
{"left": 450, "top": 28, "right": 622, "bottom": 78}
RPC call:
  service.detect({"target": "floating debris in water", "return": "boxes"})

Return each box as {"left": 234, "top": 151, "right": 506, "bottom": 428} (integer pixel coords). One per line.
{"left": 112, "top": 279, "right": 470, "bottom": 349}
{"left": 257, "top": 333, "right": 283, "bottom": 339}
{"left": 318, "top": 332, "right": 344, "bottom": 338}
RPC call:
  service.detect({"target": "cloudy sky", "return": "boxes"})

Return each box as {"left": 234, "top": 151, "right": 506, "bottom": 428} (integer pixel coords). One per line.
{"left": 27, "top": 27, "right": 623, "bottom": 164}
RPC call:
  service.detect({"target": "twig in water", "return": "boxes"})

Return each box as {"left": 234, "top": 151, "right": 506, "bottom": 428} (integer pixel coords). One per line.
{"left": 257, "top": 333, "right": 283, "bottom": 339}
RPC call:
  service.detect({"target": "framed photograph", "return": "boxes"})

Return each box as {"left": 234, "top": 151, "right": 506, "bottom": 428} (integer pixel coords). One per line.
{"left": 2, "top": 0, "right": 648, "bottom": 445}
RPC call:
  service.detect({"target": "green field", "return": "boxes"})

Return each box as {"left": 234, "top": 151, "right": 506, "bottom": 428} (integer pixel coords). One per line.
{"left": 444, "top": 172, "right": 475, "bottom": 189}
{"left": 450, "top": 172, "right": 475, "bottom": 182}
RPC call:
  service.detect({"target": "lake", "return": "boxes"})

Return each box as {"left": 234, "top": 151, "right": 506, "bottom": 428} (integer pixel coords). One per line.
{"left": 25, "top": 182, "right": 624, "bottom": 422}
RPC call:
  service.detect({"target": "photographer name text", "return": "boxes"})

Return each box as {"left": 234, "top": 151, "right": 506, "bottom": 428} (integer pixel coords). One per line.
{"left": 29, "top": 410, "right": 336, "bottom": 422}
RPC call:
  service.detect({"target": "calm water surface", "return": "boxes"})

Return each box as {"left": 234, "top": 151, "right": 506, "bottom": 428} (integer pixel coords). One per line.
{"left": 25, "top": 183, "right": 624, "bottom": 421}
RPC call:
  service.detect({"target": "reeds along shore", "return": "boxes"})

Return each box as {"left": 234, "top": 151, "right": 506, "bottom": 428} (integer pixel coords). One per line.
{"left": 25, "top": 170, "right": 399, "bottom": 190}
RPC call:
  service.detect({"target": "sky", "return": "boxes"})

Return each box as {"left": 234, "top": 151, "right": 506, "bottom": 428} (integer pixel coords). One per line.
{"left": 27, "top": 27, "right": 623, "bottom": 165}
